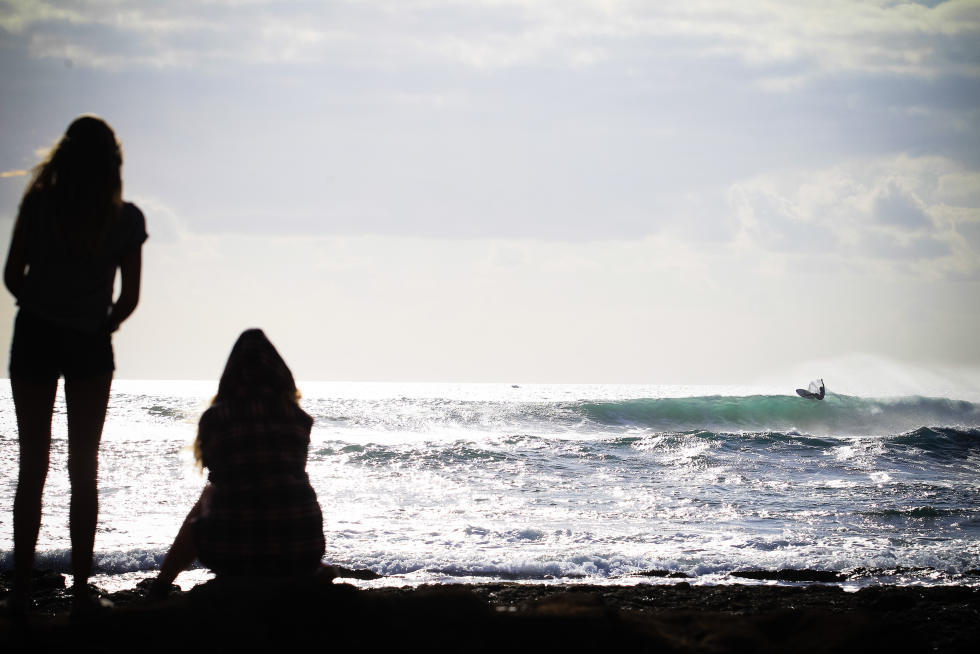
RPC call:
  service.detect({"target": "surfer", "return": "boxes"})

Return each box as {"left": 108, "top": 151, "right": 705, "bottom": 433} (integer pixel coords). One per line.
{"left": 796, "top": 378, "right": 825, "bottom": 400}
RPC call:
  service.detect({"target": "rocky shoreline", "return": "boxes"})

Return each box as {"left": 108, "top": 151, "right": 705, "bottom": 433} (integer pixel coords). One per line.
{"left": 2, "top": 570, "right": 979, "bottom": 653}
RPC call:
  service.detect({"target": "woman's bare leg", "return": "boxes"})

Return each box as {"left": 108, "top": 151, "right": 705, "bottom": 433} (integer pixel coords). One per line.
{"left": 149, "top": 484, "right": 210, "bottom": 599}
{"left": 11, "top": 377, "right": 59, "bottom": 605}
{"left": 63, "top": 373, "right": 112, "bottom": 599}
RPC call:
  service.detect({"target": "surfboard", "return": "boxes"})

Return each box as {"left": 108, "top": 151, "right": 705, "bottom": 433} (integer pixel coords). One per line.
{"left": 796, "top": 379, "right": 825, "bottom": 400}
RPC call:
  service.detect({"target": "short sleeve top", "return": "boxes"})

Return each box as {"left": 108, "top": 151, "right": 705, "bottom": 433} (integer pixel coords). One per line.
{"left": 16, "top": 193, "right": 148, "bottom": 333}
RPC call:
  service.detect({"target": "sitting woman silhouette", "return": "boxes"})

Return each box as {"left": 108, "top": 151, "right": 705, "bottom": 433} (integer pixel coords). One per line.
{"left": 149, "top": 329, "right": 325, "bottom": 596}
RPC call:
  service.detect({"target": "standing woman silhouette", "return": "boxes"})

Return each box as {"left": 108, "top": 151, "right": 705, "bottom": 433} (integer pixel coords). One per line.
{"left": 3, "top": 115, "right": 147, "bottom": 617}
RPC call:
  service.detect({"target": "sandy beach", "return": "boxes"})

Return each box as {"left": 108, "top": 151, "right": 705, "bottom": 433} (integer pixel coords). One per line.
{"left": 3, "top": 570, "right": 978, "bottom": 653}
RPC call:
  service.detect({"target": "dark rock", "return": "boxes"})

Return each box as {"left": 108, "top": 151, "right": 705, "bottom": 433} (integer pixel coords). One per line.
{"left": 636, "top": 569, "right": 691, "bottom": 578}
{"left": 3, "top": 576, "right": 978, "bottom": 653}
{"left": 857, "top": 586, "right": 920, "bottom": 611}
{"left": 32, "top": 570, "right": 67, "bottom": 592}
{"left": 0, "top": 569, "right": 66, "bottom": 592}
{"left": 329, "top": 565, "right": 382, "bottom": 580}
{"left": 847, "top": 566, "right": 937, "bottom": 579}
{"left": 731, "top": 569, "right": 845, "bottom": 583}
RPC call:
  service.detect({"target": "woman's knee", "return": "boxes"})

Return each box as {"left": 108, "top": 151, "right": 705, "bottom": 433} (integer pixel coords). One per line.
{"left": 66, "top": 449, "right": 100, "bottom": 487}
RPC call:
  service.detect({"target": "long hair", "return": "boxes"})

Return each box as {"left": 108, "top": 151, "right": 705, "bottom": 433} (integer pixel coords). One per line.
{"left": 22, "top": 114, "right": 123, "bottom": 253}
{"left": 193, "top": 329, "right": 304, "bottom": 468}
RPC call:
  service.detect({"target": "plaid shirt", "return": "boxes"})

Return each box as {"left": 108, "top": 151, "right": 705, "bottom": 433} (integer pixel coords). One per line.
{"left": 194, "top": 399, "right": 325, "bottom": 576}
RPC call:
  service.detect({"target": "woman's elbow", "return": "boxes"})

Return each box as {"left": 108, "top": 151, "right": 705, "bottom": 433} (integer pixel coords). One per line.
{"left": 116, "top": 292, "right": 140, "bottom": 321}
{"left": 4, "top": 268, "right": 22, "bottom": 299}
{"left": 121, "top": 287, "right": 140, "bottom": 311}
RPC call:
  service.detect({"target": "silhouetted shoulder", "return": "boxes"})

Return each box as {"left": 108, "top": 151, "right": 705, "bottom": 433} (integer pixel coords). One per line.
{"left": 295, "top": 405, "right": 314, "bottom": 430}
{"left": 17, "top": 188, "right": 43, "bottom": 220}
{"left": 199, "top": 402, "right": 229, "bottom": 425}
{"left": 119, "top": 202, "right": 148, "bottom": 252}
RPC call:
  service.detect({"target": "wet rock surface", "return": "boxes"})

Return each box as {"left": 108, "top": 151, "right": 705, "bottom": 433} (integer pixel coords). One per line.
{"left": 2, "top": 570, "right": 978, "bottom": 653}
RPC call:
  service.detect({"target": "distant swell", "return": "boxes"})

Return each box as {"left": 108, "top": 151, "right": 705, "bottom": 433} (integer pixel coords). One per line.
{"left": 574, "top": 395, "right": 980, "bottom": 436}
{"left": 891, "top": 426, "right": 980, "bottom": 456}
{"left": 309, "top": 394, "right": 980, "bottom": 438}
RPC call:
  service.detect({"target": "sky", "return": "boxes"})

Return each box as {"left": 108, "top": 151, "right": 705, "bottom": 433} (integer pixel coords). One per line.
{"left": 0, "top": 0, "right": 978, "bottom": 391}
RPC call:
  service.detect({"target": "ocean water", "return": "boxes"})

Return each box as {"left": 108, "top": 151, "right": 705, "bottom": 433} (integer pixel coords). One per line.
{"left": 1, "top": 380, "right": 979, "bottom": 593}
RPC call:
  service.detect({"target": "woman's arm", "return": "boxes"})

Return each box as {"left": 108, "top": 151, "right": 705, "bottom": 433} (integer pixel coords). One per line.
{"left": 4, "top": 214, "right": 29, "bottom": 299}
{"left": 106, "top": 247, "right": 142, "bottom": 332}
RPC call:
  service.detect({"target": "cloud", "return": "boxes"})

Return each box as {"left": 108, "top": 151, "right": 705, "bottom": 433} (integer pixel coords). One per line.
{"left": 872, "top": 181, "right": 931, "bottom": 228}
{"left": 860, "top": 230, "right": 952, "bottom": 260}
{"left": 1, "top": 0, "right": 975, "bottom": 250}
{"left": 2, "top": 0, "right": 978, "bottom": 81}
{"left": 0, "top": 170, "right": 28, "bottom": 178}
{"left": 958, "top": 219, "right": 980, "bottom": 250}
{"left": 729, "top": 154, "right": 980, "bottom": 276}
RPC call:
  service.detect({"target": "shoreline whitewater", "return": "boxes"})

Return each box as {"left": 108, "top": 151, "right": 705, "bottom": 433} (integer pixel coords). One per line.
{"left": 3, "top": 569, "right": 979, "bottom": 653}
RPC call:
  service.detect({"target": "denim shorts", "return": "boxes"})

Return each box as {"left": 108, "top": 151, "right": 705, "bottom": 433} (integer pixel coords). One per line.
{"left": 9, "top": 309, "right": 114, "bottom": 382}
